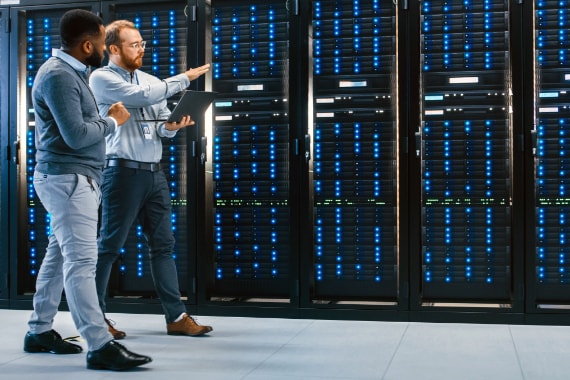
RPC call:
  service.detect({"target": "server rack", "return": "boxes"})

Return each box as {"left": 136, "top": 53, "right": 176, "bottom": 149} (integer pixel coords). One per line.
{"left": 8, "top": 1, "right": 196, "bottom": 308}
{"left": 0, "top": 7, "right": 9, "bottom": 305}
{"left": 530, "top": 0, "right": 570, "bottom": 309}
{"left": 307, "top": 0, "right": 400, "bottom": 305}
{"left": 201, "top": 0, "right": 298, "bottom": 303}
{"left": 415, "top": 0, "right": 517, "bottom": 306}
{"left": 99, "top": 0, "right": 195, "bottom": 306}
{"left": 8, "top": 1, "right": 100, "bottom": 304}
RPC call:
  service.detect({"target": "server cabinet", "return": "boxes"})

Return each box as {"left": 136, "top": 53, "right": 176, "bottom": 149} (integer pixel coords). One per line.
{"left": 530, "top": 0, "right": 570, "bottom": 308}
{"left": 0, "top": 7, "right": 9, "bottom": 305}
{"left": 200, "top": 0, "right": 298, "bottom": 302}
{"left": 307, "top": 0, "right": 400, "bottom": 304}
{"left": 9, "top": 1, "right": 194, "bottom": 305}
{"left": 100, "top": 0, "right": 195, "bottom": 304}
{"left": 415, "top": 0, "right": 516, "bottom": 305}
{"left": 9, "top": 2, "right": 100, "bottom": 301}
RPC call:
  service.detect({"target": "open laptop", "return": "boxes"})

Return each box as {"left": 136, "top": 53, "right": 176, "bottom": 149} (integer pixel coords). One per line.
{"left": 138, "top": 90, "right": 216, "bottom": 122}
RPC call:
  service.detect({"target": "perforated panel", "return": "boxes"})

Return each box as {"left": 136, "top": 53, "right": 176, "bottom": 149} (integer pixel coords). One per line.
{"left": 420, "top": 0, "right": 513, "bottom": 300}
{"left": 311, "top": 0, "right": 398, "bottom": 299}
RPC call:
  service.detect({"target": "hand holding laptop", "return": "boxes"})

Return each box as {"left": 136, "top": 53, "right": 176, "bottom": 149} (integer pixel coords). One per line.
{"left": 136, "top": 90, "right": 216, "bottom": 123}
{"left": 165, "top": 115, "right": 195, "bottom": 131}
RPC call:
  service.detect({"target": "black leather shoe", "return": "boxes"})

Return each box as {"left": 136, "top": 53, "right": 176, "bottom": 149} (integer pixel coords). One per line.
{"left": 24, "top": 329, "right": 83, "bottom": 354}
{"left": 86, "top": 340, "right": 152, "bottom": 371}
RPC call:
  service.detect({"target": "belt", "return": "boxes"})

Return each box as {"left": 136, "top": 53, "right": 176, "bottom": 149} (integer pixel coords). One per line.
{"left": 105, "top": 158, "right": 162, "bottom": 172}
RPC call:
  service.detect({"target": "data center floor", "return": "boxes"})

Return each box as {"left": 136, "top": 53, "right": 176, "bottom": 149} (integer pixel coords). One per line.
{"left": 0, "top": 308, "right": 568, "bottom": 379}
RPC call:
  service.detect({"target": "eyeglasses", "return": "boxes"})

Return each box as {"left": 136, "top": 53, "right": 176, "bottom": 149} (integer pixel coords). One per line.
{"left": 123, "top": 41, "right": 146, "bottom": 50}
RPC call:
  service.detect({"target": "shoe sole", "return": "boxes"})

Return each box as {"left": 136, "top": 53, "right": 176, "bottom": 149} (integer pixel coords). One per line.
{"left": 87, "top": 361, "right": 151, "bottom": 371}
{"left": 24, "top": 344, "right": 82, "bottom": 354}
{"left": 167, "top": 329, "right": 211, "bottom": 336}
{"left": 24, "top": 346, "right": 50, "bottom": 353}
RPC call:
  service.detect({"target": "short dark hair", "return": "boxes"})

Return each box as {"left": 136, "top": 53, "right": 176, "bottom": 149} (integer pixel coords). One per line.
{"left": 59, "top": 9, "right": 103, "bottom": 50}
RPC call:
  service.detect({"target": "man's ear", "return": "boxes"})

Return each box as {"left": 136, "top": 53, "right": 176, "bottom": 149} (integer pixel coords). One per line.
{"left": 81, "top": 40, "right": 93, "bottom": 55}
{"left": 108, "top": 44, "right": 119, "bottom": 55}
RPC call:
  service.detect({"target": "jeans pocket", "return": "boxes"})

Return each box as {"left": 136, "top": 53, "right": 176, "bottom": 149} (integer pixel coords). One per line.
{"left": 63, "top": 174, "right": 80, "bottom": 200}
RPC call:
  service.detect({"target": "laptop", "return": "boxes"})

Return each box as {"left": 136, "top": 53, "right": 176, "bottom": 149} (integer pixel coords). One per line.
{"left": 138, "top": 90, "right": 216, "bottom": 123}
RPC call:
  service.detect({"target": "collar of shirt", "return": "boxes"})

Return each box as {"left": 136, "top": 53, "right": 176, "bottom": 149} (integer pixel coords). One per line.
{"left": 52, "top": 49, "right": 88, "bottom": 75}
{"left": 108, "top": 61, "right": 137, "bottom": 82}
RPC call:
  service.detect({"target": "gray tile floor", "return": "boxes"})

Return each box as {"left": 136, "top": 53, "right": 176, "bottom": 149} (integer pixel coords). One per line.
{"left": 0, "top": 308, "right": 569, "bottom": 379}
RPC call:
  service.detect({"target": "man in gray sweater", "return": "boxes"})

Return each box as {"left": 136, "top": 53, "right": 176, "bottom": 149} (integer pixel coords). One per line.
{"left": 23, "top": 9, "right": 151, "bottom": 371}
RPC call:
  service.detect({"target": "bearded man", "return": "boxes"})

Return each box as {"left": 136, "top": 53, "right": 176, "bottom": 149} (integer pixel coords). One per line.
{"left": 89, "top": 20, "right": 212, "bottom": 340}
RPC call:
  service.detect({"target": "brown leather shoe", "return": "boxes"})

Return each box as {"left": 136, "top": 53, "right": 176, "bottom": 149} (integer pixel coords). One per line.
{"left": 105, "top": 318, "right": 126, "bottom": 340}
{"left": 167, "top": 314, "right": 213, "bottom": 336}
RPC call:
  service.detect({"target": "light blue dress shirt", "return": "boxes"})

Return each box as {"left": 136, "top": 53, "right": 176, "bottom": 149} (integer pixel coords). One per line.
{"left": 89, "top": 61, "right": 191, "bottom": 163}
{"left": 53, "top": 48, "right": 87, "bottom": 73}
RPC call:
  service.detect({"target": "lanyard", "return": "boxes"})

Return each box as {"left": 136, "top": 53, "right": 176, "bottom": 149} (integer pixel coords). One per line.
{"left": 130, "top": 71, "right": 154, "bottom": 141}
{"left": 130, "top": 72, "right": 147, "bottom": 120}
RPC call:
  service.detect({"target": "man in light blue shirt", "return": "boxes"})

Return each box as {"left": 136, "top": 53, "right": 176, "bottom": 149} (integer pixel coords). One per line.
{"left": 89, "top": 19, "right": 212, "bottom": 339}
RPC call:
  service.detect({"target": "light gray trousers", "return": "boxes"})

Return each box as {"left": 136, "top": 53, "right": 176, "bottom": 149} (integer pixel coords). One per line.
{"left": 28, "top": 171, "right": 112, "bottom": 351}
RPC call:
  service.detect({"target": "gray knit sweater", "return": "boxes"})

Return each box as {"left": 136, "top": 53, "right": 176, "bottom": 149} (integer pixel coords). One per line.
{"left": 32, "top": 56, "right": 116, "bottom": 184}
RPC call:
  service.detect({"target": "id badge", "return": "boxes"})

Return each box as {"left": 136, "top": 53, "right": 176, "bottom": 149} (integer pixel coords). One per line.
{"left": 141, "top": 123, "right": 152, "bottom": 140}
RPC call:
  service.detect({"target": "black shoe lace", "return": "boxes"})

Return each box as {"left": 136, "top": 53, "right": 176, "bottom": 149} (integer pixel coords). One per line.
{"left": 48, "top": 330, "right": 80, "bottom": 345}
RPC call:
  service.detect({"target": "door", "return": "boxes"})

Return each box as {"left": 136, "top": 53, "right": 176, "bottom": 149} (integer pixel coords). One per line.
{"left": 0, "top": 6, "right": 9, "bottom": 305}
{"left": 202, "top": 0, "right": 297, "bottom": 302}
{"left": 100, "top": 0, "right": 195, "bottom": 303}
{"left": 9, "top": 2, "right": 100, "bottom": 302}
{"left": 414, "top": 0, "right": 517, "bottom": 307}
{"left": 307, "top": 0, "right": 400, "bottom": 305}
{"left": 528, "top": 0, "right": 570, "bottom": 310}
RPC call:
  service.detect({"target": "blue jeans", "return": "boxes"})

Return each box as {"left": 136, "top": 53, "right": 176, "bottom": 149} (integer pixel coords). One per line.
{"left": 28, "top": 171, "right": 112, "bottom": 351}
{"left": 96, "top": 166, "right": 185, "bottom": 323}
